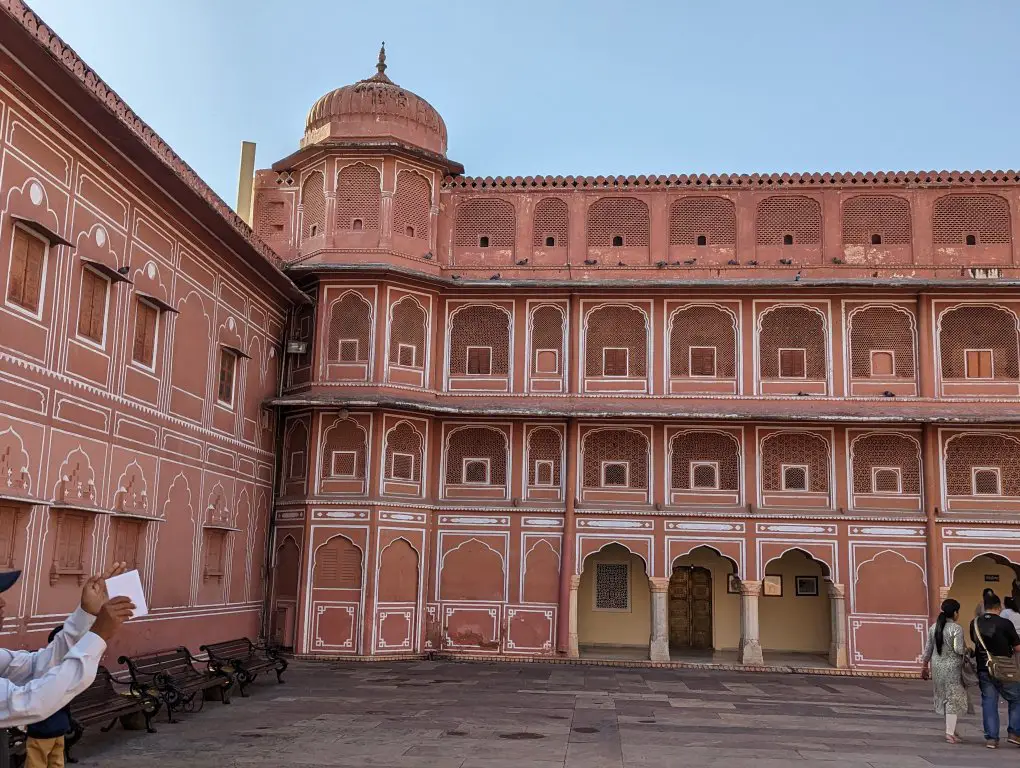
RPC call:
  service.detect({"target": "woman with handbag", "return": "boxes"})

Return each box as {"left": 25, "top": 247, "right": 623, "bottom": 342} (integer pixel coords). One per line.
{"left": 921, "top": 598, "right": 972, "bottom": 744}
{"left": 971, "top": 592, "right": 1020, "bottom": 748}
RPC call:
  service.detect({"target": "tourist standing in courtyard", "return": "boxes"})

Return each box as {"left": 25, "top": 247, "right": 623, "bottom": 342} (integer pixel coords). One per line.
{"left": 1001, "top": 597, "right": 1020, "bottom": 634}
{"left": 0, "top": 563, "right": 134, "bottom": 728}
{"left": 921, "top": 598, "right": 971, "bottom": 743}
{"left": 971, "top": 592, "right": 1020, "bottom": 748}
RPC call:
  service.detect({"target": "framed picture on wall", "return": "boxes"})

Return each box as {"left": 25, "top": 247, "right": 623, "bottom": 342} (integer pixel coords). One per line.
{"left": 795, "top": 576, "right": 819, "bottom": 597}
{"left": 763, "top": 574, "right": 782, "bottom": 597}
{"left": 727, "top": 573, "right": 741, "bottom": 594}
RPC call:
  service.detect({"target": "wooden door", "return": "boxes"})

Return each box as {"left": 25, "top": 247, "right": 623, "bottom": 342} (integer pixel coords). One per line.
{"left": 668, "top": 566, "right": 713, "bottom": 650}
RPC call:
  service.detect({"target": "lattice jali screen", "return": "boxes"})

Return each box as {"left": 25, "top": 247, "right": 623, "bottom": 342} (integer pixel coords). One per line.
{"left": 939, "top": 305, "right": 1020, "bottom": 380}
{"left": 388, "top": 297, "right": 427, "bottom": 367}
{"left": 326, "top": 293, "right": 372, "bottom": 363}
{"left": 314, "top": 536, "right": 362, "bottom": 589}
{"left": 848, "top": 306, "right": 916, "bottom": 378}
{"left": 449, "top": 305, "right": 510, "bottom": 375}
{"left": 933, "top": 194, "right": 1011, "bottom": 245}
{"left": 760, "top": 432, "right": 830, "bottom": 492}
{"left": 335, "top": 163, "right": 381, "bottom": 232}
{"left": 850, "top": 433, "right": 921, "bottom": 494}
{"left": 533, "top": 198, "right": 569, "bottom": 247}
{"left": 758, "top": 306, "right": 826, "bottom": 379}
{"left": 531, "top": 305, "right": 564, "bottom": 369}
{"left": 945, "top": 434, "right": 1020, "bottom": 496}
{"left": 255, "top": 199, "right": 288, "bottom": 240}
{"left": 669, "top": 305, "right": 737, "bottom": 377}
{"left": 670, "top": 431, "right": 740, "bottom": 491}
{"left": 393, "top": 170, "right": 431, "bottom": 240}
{"left": 594, "top": 562, "right": 629, "bottom": 610}
{"left": 300, "top": 171, "right": 325, "bottom": 242}
{"left": 669, "top": 197, "right": 737, "bottom": 245}
{"left": 527, "top": 428, "right": 562, "bottom": 486}
{"left": 841, "top": 196, "right": 911, "bottom": 245}
{"left": 584, "top": 305, "right": 647, "bottom": 376}
{"left": 321, "top": 419, "right": 367, "bottom": 479}
{"left": 587, "top": 197, "right": 650, "bottom": 247}
{"left": 445, "top": 427, "right": 508, "bottom": 486}
{"left": 755, "top": 196, "right": 822, "bottom": 246}
{"left": 582, "top": 429, "right": 648, "bottom": 489}
{"left": 385, "top": 421, "right": 424, "bottom": 482}
{"left": 453, "top": 199, "right": 515, "bottom": 248}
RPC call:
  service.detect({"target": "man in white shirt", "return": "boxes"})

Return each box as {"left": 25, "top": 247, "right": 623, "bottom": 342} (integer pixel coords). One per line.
{"left": 0, "top": 562, "right": 134, "bottom": 729}
{"left": 1001, "top": 596, "right": 1020, "bottom": 634}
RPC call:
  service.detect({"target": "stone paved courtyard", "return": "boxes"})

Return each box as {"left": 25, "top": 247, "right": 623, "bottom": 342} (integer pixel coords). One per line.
{"left": 70, "top": 660, "right": 1012, "bottom": 767}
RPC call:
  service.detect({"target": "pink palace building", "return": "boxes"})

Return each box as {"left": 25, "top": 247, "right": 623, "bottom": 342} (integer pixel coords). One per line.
{"left": 2, "top": 0, "right": 1020, "bottom": 672}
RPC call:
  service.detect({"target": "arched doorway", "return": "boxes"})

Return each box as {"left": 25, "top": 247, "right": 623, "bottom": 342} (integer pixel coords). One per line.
{"left": 949, "top": 554, "right": 1020, "bottom": 635}
{"left": 668, "top": 546, "right": 740, "bottom": 655}
{"left": 759, "top": 549, "right": 832, "bottom": 665}
{"left": 577, "top": 543, "right": 650, "bottom": 659}
{"left": 270, "top": 536, "right": 300, "bottom": 650}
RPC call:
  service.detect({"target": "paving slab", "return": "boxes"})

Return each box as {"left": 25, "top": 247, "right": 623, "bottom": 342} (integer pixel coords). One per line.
{"left": 66, "top": 659, "right": 1008, "bottom": 767}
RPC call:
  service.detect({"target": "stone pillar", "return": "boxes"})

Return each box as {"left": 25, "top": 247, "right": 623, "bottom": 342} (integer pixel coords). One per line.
{"left": 828, "top": 582, "right": 848, "bottom": 669}
{"left": 738, "top": 580, "right": 764, "bottom": 665}
{"left": 649, "top": 577, "right": 670, "bottom": 662}
{"left": 567, "top": 574, "right": 580, "bottom": 658}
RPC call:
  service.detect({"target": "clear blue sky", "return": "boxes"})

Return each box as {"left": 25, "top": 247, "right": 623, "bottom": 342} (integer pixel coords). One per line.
{"left": 28, "top": 1, "right": 1020, "bottom": 205}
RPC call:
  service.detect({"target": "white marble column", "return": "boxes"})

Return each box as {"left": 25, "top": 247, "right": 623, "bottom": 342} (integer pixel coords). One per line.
{"left": 828, "top": 582, "right": 848, "bottom": 669}
{"left": 567, "top": 574, "right": 580, "bottom": 658}
{"left": 738, "top": 579, "right": 764, "bottom": 665}
{"left": 649, "top": 577, "right": 670, "bottom": 662}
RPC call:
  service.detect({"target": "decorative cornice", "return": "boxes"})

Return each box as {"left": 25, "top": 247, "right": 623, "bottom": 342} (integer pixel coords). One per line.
{"left": 443, "top": 169, "right": 1020, "bottom": 192}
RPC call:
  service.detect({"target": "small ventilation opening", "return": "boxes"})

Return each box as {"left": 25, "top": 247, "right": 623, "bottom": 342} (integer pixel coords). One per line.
{"left": 871, "top": 233, "right": 882, "bottom": 245}
{"left": 696, "top": 235, "right": 707, "bottom": 246}
{"left": 309, "top": 224, "right": 318, "bottom": 237}
{"left": 352, "top": 218, "right": 363, "bottom": 231}
{"left": 782, "top": 234, "right": 794, "bottom": 246}
{"left": 479, "top": 235, "right": 490, "bottom": 248}
{"left": 545, "top": 236, "right": 556, "bottom": 247}
{"left": 611, "top": 235, "right": 624, "bottom": 247}
{"left": 965, "top": 234, "right": 977, "bottom": 246}
{"left": 405, "top": 226, "right": 415, "bottom": 237}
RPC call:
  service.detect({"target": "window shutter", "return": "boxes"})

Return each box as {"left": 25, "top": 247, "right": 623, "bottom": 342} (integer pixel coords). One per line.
{"left": 23, "top": 236, "right": 44, "bottom": 312}
{"left": 980, "top": 351, "right": 993, "bottom": 378}
{"left": 691, "top": 347, "right": 716, "bottom": 377}
{"left": 8, "top": 230, "right": 28, "bottom": 306}
{"left": 779, "top": 349, "right": 806, "bottom": 378}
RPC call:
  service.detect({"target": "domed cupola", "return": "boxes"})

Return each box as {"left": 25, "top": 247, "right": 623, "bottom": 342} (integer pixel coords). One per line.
{"left": 302, "top": 44, "right": 448, "bottom": 156}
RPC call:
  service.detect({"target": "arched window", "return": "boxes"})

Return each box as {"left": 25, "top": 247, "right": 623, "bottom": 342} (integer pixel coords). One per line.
{"left": 669, "top": 197, "right": 736, "bottom": 246}
{"left": 758, "top": 305, "right": 826, "bottom": 380}
{"left": 850, "top": 433, "right": 921, "bottom": 495}
{"left": 335, "top": 163, "right": 381, "bottom": 231}
{"left": 527, "top": 428, "right": 562, "bottom": 487}
{"left": 760, "top": 432, "right": 830, "bottom": 493}
{"left": 326, "top": 293, "right": 372, "bottom": 364}
{"left": 530, "top": 305, "right": 565, "bottom": 376}
{"left": 587, "top": 198, "right": 649, "bottom": 248}
{"left": 384, "top": 421, "right": 424, "bottom": 482}
{"left": 842, "top": 196, "right": 911, "bottom": 245}
{"left": 945, "top": 434, "right": 1020, "bottom": 497}
{"left": 300, "top": 171, "right": 325, "bottom": 242}
{"left": 670, "top": 431, "right": 740, "bottom": 491}
{"left": 939, "top": 305, "right": 1020, "bottom": 381}
{"left": 393, "top": 170, "right": 431, "bottom": 241}
{"left": 388, "top": 297, "right": 427, "bottom": 369}
{"left": 585, "top": 305, "right": 647, "bottom": 377}
{"left": 669, "top": 305, "right": 737, "bottom": 378}
{"left": 756, "top": 196, "right": 821, "bottom": 246}
{"left": 582, "top": 429, "right": 649, "bottom": 490}
{"left": 445, "top": 427, "right": 508, "bottom": 487}
{"left": 448, "top": 305, "right": 511, "bottom": 376}
{"left": 454, "top": 199, "right": 515, "bottom": 249}
{"left": 933, "top": 195, "right": 1010, "bottom": 245}
{"left": 848, "top": 306, "right": 916, "bottom": 379}
{"left": 532, "top": 198, "right": 569, "bottom": 248}
{"left": 321, "top": 418, "right": 367, "bottom": 480}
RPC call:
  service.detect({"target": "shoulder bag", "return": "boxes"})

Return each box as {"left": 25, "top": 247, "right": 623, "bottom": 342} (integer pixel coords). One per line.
{"left": 973, "top": 618, "right": 1020, "bottom": 683}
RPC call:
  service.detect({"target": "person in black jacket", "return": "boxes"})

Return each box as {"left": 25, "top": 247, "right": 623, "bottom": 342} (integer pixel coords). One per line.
{"left": 25, "top": 627, "right": 72, "bottom": 768}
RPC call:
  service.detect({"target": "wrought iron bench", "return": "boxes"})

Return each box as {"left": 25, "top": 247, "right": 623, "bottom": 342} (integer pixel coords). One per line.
{"left": 118, "top": 647, "right": 232, "bottom": 723}
{"left": 63, "top": 666, "right": 160, "bottom": 761}
{"left": 199, "top": 637, "right": 287, "bottom": 697}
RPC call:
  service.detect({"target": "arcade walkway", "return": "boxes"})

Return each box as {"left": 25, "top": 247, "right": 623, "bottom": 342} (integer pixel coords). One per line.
{"left": 73, "top": 659, "right": 1003, "bottom": 767}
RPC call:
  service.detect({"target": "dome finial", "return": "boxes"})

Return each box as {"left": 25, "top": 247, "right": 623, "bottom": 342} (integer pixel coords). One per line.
{"left": 377, "top": 42, "right": 386, "bottom": 75}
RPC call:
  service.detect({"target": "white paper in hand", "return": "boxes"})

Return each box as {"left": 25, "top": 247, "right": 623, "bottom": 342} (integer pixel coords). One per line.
{"left": 105, "top": 569, "right": 149, "bottom": 618}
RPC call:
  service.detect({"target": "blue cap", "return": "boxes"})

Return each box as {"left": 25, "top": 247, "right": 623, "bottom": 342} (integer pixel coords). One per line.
{"left": 0, "top": 571, "right": 21, "bottom": 593}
